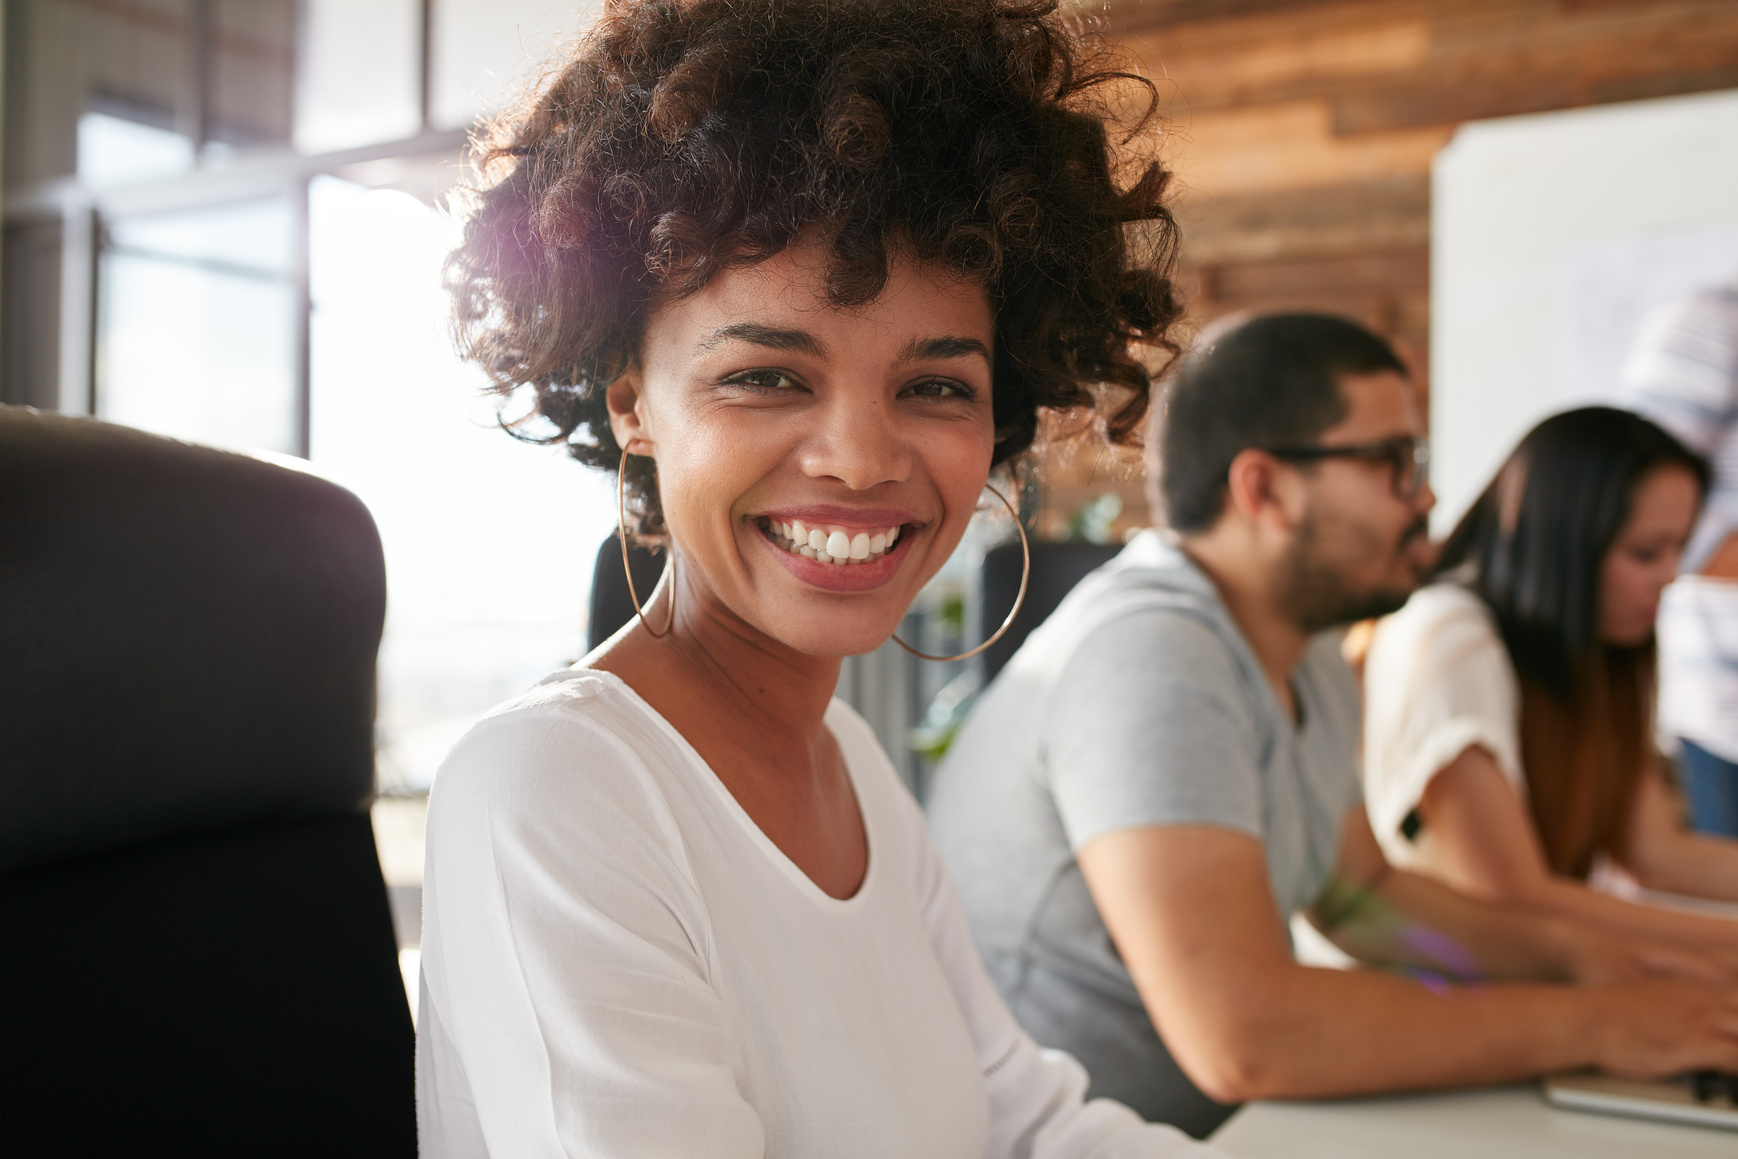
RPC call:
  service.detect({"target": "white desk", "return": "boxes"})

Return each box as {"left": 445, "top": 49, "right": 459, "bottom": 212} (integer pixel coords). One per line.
{"left": 1209, "top": 1084, "right": 1736, "bottom": 1158}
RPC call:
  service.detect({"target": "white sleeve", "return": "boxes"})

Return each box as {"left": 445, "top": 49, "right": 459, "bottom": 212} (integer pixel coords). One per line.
{"left": 416, "top": 705, "right": 764, "bottom": 1159}
{"left": 1363, "top": 589, "right": 1525, "bottom": 854}
{"left": 902, "top": 795, "right": 1231, "bottom": 1158}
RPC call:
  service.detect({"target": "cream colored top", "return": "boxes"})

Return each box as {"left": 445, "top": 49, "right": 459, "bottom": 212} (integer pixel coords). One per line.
{"left": 1362, "top": 584, "right": 1526, "bottom": 872}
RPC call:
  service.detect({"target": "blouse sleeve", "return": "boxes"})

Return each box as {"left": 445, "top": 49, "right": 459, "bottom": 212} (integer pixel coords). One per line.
{"left": 1362, "top": 587, "right": 1525, "bottom": 857}
{"left": 416, "top": 700, "right": 764, "bottom": 1159}
{"left": 896, "top": 791, "right": 1230, "bottom": 1158}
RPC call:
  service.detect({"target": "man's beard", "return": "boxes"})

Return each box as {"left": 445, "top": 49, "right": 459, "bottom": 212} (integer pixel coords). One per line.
{"left": 1277, "top": 508, "right": 1430, "bottom": 634}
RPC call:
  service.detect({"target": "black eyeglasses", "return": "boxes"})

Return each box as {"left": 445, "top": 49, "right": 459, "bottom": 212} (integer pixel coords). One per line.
{"left": 1265, "top": 436, "right": 1430, "bottom": 500}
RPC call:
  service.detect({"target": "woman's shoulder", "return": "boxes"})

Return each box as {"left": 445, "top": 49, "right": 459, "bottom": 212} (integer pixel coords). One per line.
{"left": 1367, "top": 584, "right": 1520, "bottom": 717}
{"left": 1389, "top": 581, "right": 1497, "bottom": 627}
{"left": 823, "top": 697, "right": 941, "bottom": 879}
{"left": 428, "top": 668, "right": 696, "bottom": 849}
{"left": 1373, "top": 583, "right": 1505, "bottom": 661}
{"left": 443, "top": 667, "right": 661, "bottom": 765}
{"left": 823, "top": 696, "right": 918, "bottom": 822}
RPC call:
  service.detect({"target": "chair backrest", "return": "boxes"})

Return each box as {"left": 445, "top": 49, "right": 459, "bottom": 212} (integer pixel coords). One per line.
{"left": 978, "top": 540, "right": 1122, "bottom": 682}
{"left": 0, "top": 407, "right": 415, "bottom": 1155}
{"left": 588, "top": 529, "right": 668, "bottom": 651}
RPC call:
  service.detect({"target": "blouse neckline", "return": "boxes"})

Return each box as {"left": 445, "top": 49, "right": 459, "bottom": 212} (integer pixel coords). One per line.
{"left": 574, "top": 668, "right": 880, "bottom": 913}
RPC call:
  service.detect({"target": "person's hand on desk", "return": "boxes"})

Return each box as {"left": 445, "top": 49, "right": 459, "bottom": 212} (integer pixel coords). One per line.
{"left": 1585, "top": 977, "right": 1738, "bottom": 1079}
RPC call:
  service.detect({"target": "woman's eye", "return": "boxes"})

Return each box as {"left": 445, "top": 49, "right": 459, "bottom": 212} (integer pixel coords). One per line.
{"left": 907, "top": 378, "right": 973, "bottom": 400}
{"left": 724, "top": 369, "right": 800, "bottom": 394}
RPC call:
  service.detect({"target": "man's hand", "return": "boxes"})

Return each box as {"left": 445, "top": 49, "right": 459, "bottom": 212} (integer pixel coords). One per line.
{"left": 1589, "top": 978, "right": 1738, "bottom": 1078}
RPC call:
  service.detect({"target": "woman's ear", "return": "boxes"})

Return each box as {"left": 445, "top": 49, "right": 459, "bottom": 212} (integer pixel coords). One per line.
{"left": 606, "top": 367, "right": 653, "bottom": 456}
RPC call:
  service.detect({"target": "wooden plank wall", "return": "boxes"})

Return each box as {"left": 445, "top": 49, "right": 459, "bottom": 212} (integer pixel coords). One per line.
{"left": 1037, "top": 0, "right": 1738, "bottom": 537}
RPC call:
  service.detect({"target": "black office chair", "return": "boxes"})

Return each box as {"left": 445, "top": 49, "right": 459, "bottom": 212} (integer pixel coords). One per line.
{"left": 978, "top": 539, "right": 1122, "bottom": 681}
{"left": 0, "top": 408, "right": 416, "bottom": 1155}
{"left": 587, "top": 529, "right": 668, "bottom": 651}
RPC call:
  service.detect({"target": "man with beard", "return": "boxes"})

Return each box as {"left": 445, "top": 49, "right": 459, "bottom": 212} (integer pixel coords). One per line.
{"left": 927, "top": 314, "right": 1738, "bottom": 1139}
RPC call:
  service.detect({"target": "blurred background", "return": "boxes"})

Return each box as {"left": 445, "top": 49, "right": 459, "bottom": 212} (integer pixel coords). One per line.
{"left": 5, "top": 1, "right": 1738, "bottom": 989}
{"left": 3, "top": 0, "right": 614, "bottom": 800}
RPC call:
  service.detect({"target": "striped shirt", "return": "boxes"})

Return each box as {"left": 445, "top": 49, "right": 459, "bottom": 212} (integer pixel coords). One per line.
{"left": 1618, "top": 285, "right": 1738, "bottom": 762}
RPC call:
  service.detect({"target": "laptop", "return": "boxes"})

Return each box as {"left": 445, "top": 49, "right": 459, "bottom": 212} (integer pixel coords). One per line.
{"left": 1545, "top": 1071, "right": 1738, "bottom": 1131}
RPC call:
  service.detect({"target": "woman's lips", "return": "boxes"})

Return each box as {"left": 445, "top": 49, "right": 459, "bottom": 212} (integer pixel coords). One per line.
{"left": 752, "top": 516, "right": 915, "bottom": 592}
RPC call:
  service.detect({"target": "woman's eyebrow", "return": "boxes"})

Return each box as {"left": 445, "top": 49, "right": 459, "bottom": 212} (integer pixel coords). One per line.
{"left": 901, "top": 335, "right": 991, "bottom": 363}
{"left": 696, "top": 322, "right": 826, "bottom": 356}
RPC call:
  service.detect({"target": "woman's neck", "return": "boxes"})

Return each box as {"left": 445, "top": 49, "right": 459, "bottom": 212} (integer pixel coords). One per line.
{"left": 590, "top": 562, "right": 868, "bottom": 899}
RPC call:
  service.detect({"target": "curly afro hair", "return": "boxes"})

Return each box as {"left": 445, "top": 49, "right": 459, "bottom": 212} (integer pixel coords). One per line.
{"left": 449, "top": 0, "right": 1182, "bottom": 537}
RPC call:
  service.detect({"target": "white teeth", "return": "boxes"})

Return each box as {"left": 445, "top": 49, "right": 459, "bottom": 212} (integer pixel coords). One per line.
{"left": 767, "top": 518, "right": 906, "bottom": 566}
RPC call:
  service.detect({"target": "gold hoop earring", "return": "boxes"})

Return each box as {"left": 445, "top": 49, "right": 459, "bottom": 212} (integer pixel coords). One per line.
{"left": 892, "top": 484, "right": 1029, "bottom": 663}
{"left": 617, "top": 451, "right": 674, "bottom": 638}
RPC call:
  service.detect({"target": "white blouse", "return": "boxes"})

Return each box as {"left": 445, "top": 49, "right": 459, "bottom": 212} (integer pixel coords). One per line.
{"left": 416, "top": 669, "right": 1220, "bottom": 1159}
{"left": 1362, "top": 585, "right": 1526, "bottom": 873}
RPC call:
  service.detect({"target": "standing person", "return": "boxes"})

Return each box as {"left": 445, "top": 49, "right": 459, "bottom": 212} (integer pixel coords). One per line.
{"left": 416, "top": 2, "right": 1227, "bottom": 1156}
{"left": 927, "top": 314, "right": 1738, "bottom": 1140}
{"left": 1618, "top": 284, "right": 1738, "bottom": 837}
{"left": 1363, "top": 407, "right": 1738, "bottom": 954}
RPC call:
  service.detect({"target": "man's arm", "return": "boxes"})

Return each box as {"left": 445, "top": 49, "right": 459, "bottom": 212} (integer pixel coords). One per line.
{"left": 1075, "top": 823, "right": 1738, "bottom": 1104}
{"left": 1310, "top": 808, "right": 1728, "bottom": 984}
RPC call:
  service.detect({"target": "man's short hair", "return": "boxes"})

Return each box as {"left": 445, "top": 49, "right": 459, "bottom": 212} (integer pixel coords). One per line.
{"left": 1154, "top": 313, "right": 1408, "bottom": 533}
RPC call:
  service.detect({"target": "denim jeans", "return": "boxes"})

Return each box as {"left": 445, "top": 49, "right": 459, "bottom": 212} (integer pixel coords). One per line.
{"left": 1679, "top": 739, "right": 1738, "bottom": 839}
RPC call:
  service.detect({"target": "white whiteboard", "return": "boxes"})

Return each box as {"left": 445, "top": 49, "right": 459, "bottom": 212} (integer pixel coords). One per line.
{"left": 1558, "top": 226, "right": 1738, "bottom": 405}
{"left": 1431, "top": 88, "right": 1738, "bottom": 532}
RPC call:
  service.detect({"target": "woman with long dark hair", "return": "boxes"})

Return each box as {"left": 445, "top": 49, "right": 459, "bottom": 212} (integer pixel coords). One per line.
{"left": 1364, "top": 406, "right": 1738, "bottom": 956}
{"left": 414, "top": 2, "right": 1227, "bottom": 1155}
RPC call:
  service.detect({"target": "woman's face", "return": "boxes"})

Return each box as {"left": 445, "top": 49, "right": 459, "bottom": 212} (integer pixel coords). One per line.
{"left": 608, "top": 236, "right": 997, "bottom": 658}
{"left": 1598, "top": 463, "right": 1701, "bottom": 647}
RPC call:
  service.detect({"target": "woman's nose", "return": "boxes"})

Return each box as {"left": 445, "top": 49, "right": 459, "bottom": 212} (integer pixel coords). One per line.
{"left": 802, "top": 396, "right": 913, "bottom": 491}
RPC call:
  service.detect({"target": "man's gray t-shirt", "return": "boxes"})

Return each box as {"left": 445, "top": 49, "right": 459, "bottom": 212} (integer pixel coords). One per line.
{"left": 925, "top": 532, "right": 1362, "bottom": 1139}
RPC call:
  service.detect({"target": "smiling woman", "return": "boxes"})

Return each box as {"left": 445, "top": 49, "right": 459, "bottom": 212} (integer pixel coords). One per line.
{"left": 606, "top": 241, "right": 999, "bottom": 653}
{"left": 415, "top": 3, "right": 1206, "bottom": 1157}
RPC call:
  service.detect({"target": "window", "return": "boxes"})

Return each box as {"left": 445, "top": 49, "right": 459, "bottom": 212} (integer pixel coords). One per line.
{"left": 308, "top": 176, "right": 607, "bottom": 792}
{"left": 97, "top": 197, "right": 300, "bottom": 454}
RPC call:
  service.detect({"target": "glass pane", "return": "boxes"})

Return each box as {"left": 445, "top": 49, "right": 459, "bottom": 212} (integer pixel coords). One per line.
{"left": 209, "top": 0, "right": 297, "bottom": 151}
{"left": 295, "top": 0, "right": 421, "bottom": 153}
{"left": 96, "top": 197, "right": 299, "bottom": 456}
{"left": 428, "top": 0, "right": 600, "bottom": 131}
{"left": 307, "top": 176, "right": 611, "bottom": 793}
{"left": 108, "top": 196, "right": 295, "bottom": 274}
{"left": 77, "top": 112, "right": 196, "bottom": 188}
{"left": 7, "top": 0, "right": 195, "bottom": 185}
